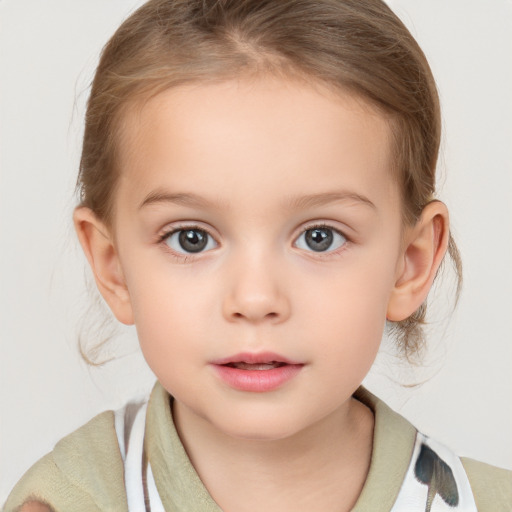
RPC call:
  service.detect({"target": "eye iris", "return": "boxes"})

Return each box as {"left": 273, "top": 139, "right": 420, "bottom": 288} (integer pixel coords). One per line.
{"left": 178, "top": 229, "right": 208, "bottom": 253}
{"left": 305, "top": 228, "right": 333, "bottom": 252}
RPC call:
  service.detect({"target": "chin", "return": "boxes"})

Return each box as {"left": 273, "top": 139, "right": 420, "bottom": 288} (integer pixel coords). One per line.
{"left": 211, "top": 413, "right": 308, "bottom": 443}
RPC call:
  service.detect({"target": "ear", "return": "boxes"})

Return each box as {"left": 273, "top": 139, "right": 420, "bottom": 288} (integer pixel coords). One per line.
{"left": 387, "top": 201, "right": 449, "bottom": 322}
{"left": 73, "top": 207, "right": 134, "bottom": 325}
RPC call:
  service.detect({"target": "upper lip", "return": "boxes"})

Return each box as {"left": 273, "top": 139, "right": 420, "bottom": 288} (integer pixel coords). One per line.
{"left": 211, "top": 352, "right": 302, "bottom": 366}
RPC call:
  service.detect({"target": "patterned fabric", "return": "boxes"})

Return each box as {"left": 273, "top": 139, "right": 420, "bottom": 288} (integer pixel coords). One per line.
{"left": 114, "top": 400, "right": 164, "bottom": 512}
{"left": 390, "top": 433, "right": 477, "bottom": 512}
{"left": 114, "top": 399, "right": 478, "bottom": 512}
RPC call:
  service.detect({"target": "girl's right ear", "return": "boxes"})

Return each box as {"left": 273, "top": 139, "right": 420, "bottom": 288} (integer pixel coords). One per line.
{"left": 73, "top": 207, "right": 134, "bottom": 325}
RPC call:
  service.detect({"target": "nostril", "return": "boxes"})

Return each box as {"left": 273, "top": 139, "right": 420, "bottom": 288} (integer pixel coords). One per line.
{"left": 232, "top": 311, "right": 278, "bottom": 319}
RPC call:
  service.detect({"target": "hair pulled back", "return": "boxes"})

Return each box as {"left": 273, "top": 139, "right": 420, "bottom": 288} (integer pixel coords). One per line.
{"left": 78, "top": 0, "right": 462, "bottom": 358}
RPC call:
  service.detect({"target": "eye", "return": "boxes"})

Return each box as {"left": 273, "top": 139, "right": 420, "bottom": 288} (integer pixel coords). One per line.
{"left": 164, "top": 227, "right": 217, "bottom": 254}
{"left": 295, "top": 225, "right": 347, "bottom": 253}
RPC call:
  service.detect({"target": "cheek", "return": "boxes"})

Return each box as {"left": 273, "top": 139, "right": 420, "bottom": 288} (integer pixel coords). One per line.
{"left": 131, "top": 287, "right": 203, "bottom": 395}
{"left": 126, "top": 263, "right": 216, "bottom": 359}
{"left": 296, "top": 255, "right": 396, "bottom": 353}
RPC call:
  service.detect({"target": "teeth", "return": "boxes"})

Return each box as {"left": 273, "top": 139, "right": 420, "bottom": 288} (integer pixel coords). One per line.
{"left": 227, "top": 362, "right": 284, "bottom": 370}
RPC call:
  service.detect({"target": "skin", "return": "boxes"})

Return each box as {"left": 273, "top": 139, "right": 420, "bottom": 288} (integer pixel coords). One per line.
{"left": 74, "top": 76, "right": 449, "bottom": 511}
{"left": 19, "top": 503, "right": 53, "bottom": 512}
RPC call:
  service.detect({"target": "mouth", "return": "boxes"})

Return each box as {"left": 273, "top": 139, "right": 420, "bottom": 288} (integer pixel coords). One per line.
{"left": 212, "top": 351, "right": 300, "bottom": 367}
{"left": 222, "top": 361, "right": 288, "bottom": 371}
{"left": 211, "top": 352, "right": 304, "bottom": 392}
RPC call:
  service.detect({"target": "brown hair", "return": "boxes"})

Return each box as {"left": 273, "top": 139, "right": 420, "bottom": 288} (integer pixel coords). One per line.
{"left": 77, "top": 0, "right": 462, "bottom": 359}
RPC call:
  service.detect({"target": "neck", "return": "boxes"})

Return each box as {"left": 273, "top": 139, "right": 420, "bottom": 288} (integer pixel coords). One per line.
{"left": 173, "top": 397, "right": 374, "bottom": 512}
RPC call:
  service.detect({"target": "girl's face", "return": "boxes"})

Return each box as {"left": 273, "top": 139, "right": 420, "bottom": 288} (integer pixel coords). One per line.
{"left": 112, "top": 77, "right": 405, "bottom": 440}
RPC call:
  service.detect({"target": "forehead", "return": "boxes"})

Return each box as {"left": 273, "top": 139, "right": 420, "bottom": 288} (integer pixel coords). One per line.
{"left": 115, "top": 76, "right": 398, "bottom": 215}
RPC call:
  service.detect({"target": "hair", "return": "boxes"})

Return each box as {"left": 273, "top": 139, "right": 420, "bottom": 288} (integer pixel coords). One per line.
{"left": 77, "top": 0, "right": 462, "bottom": 360}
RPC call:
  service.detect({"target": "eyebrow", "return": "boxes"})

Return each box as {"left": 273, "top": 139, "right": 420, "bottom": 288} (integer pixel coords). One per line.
{"left": 285, "top": 191, "right": 376, "bottom": 211}
{"left": 139, "top": 189, "right": 376, "bottom": 211}
{"left": 139, "top": 191, "right": 222, "bottom": 210}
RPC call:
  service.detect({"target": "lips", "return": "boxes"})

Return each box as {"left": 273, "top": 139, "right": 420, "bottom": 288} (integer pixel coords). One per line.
{"left": 211, "top": 352, "right": 304, "bottom": 392}
{"left": 224, "top": 361, "right": 287, "bottom": 370}
{"left": 211, "top": 352, "right": 300, "bottom": 366}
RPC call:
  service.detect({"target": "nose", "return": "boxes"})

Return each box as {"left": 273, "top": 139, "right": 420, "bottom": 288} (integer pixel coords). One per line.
{"left": 222, "top": 250, "right": 291, "bottom": 324}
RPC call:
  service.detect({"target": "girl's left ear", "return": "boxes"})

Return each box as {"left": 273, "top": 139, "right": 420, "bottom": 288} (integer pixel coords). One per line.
{"left": 387, "top": 201, "right": 450, "bottom": 321}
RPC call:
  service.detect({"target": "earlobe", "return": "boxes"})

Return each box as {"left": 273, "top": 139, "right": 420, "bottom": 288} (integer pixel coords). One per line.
{"left": 387, "top": 201, "right": 449, "bottom": 322}
{"left": 73, "top": 207, "right": 134, "bottom": 325}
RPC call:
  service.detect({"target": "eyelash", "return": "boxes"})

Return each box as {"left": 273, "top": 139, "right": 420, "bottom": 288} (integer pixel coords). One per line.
{"left": 157, "top": 222, "right": 350, "bottom": 261}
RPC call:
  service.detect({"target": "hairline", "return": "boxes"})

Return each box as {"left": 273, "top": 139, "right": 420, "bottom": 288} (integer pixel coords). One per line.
{"left": 102, "top": 67, "right": 406, "bottom": 232}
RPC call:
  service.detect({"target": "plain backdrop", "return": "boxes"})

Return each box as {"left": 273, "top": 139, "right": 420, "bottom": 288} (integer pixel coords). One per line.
{"left": 1, "top": 0, "right": 511, "bottom": 504}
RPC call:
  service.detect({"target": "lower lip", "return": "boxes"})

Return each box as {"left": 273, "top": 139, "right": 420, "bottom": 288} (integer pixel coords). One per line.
{"left": 212, "top": 364, "right": 303, "bottom": 392}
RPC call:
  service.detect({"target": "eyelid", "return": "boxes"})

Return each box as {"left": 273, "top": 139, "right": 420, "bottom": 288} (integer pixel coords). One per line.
{"left": 296, "top": 221, "right": 349, "bottom": 240}
{"left": 158, "top": 221, "right": 218, "bottom": 240}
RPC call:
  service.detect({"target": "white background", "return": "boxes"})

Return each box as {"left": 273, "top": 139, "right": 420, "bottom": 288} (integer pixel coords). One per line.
{"left": 1, "top": 0, "right": 511, "bottom": 504}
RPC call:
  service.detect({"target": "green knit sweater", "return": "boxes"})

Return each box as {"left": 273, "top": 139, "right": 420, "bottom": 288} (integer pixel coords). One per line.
{"left": 4, "top": 383, "right": 511, "bottom": 511}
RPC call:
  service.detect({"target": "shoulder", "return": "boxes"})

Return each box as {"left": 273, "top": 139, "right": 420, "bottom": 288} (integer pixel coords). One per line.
{"left": 354, "top": 387, "right": 512, "bottom": 511}
{"left": 461, "top": 457, "right": 512, "bottom": 512}
{"left": 3, "top": 411, "right": 128, "bottom": 512}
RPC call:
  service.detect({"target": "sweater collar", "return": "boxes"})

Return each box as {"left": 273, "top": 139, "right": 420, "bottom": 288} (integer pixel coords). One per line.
{"left": 145, "top": 382, "right": 417, "bottom": 511}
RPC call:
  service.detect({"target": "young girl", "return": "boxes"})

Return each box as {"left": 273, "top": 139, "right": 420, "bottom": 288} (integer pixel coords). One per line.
{"left": 4, "top": 0, "right": 511, "bottom": 511}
